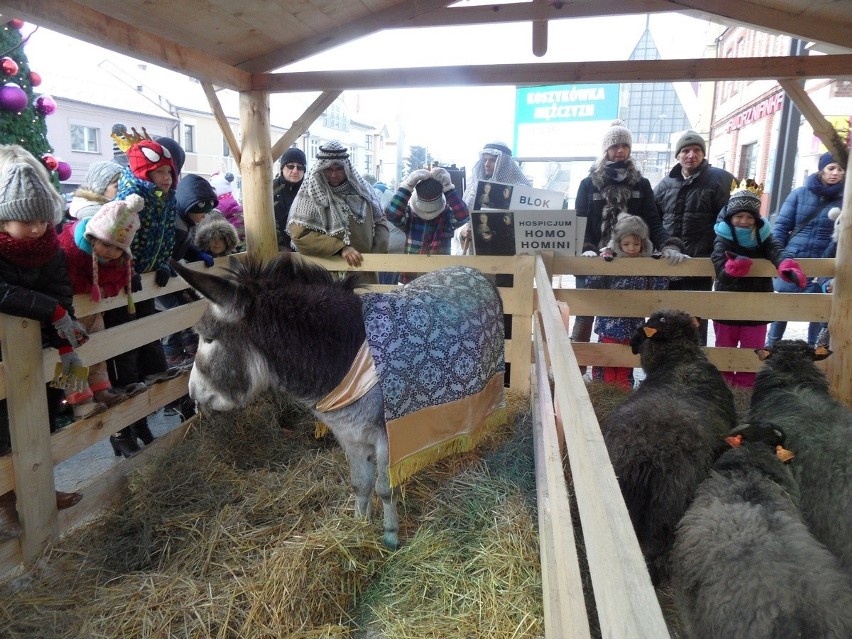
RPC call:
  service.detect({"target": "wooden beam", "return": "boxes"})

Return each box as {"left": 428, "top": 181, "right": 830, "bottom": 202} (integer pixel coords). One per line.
{"left": 238, "top": 0, "right": 454, "bottom": 73}
{"left": 201, "top": 82, "right": 241, "bottom": 166}
{"left": 670, "top": 0, "right": 852, "bottom": 53}
{"left": 405, "top": 0, "right": 673, "bottom": 28}
{"left": 778, "top": 79, "right": 849, "bottom": 167}
{"left": 270, "top": 90, "right": 341, "bottom": 162}
{"left": 239, "top": 91, "right": 278, "bottom": 261}
{"left": 0, "top": 0, "right": 252, "bottom": 91}
{"left": 827, "top": 158, "right": 852, "bottom": 407}
{"left": 255, "top": 54, "right": 852, "bottom": 93}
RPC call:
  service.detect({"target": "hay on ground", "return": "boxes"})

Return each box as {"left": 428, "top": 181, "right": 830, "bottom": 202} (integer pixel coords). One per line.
{"left": 0, "top": 390, "right": 542, "bottom": 638}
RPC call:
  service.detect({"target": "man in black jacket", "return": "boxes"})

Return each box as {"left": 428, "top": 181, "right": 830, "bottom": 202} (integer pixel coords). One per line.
{"left": 654, "top": 131, "right": 735, "bottom": 343}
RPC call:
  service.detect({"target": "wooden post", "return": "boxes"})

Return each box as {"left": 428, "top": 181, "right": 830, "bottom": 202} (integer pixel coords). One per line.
{"left": 1, "top": 314, "right": 58, "bottom": 562}
{"left": 239, "top": 90, "right": 277, "bottom": 262}
{"left": 827, "top": 155, "right": 851, "bottom": 406}
{"left": 509, "top": 255, "right": 535, "bottom": 394}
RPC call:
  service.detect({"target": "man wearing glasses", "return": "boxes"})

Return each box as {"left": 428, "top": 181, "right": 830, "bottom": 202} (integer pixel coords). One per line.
{"left": 273, "top": 147, "right": 308, "bottom": 250}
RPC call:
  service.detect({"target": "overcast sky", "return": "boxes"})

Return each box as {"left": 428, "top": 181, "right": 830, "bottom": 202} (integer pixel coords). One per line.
{"left": 22, "top": 10, "right": 716, "bottom": 167}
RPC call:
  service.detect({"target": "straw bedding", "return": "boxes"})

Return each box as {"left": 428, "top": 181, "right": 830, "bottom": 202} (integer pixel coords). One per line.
{"left": 0, "top": 392, "right": 542, "bottom": 638}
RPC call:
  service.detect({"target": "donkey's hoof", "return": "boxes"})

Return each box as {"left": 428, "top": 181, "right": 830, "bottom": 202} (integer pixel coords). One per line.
{"left": 382, "top": 531, "right": 400, "bottom": 550}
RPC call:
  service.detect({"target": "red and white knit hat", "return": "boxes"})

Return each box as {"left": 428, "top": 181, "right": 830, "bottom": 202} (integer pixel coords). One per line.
{"left": 85, "top": 194, "right": 143, "bottom": 306}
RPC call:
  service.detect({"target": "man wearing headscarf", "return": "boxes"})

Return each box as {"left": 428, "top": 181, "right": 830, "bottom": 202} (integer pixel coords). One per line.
{"left": 453, "top": 141, "right": 531, "bottom": 255}
{"left": 287, "top": 140, "right": 389, "bottom": 277}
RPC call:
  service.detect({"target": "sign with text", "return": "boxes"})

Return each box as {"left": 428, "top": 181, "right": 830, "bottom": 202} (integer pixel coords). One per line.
{"left": 514, "top": 83, "right": 620, "bottom": 158}
{"left": 474, "top": 181, "right": 565, "bottom": 211}
{"left": 471, "top": 209, "right": 586, "bottom": 256}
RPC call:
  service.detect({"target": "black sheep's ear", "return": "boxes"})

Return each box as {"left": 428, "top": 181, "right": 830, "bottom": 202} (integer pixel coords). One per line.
{"left": 813, "top": 345, "right": 832, "bottom": 361}
{"left": 170, "top": 259, "right": 239, "bottom": 309}
{"left": 754, "top": 347, "right": 772, "bottom": 361}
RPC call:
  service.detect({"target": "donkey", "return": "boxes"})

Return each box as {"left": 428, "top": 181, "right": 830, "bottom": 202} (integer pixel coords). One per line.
{"left": 172, "top": 254, "right": 505, "bottom": 549}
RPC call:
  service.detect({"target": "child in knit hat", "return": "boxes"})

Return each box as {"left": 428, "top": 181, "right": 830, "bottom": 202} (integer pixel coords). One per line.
{"left": 68, "top": 160, "right": 123, "bottom": 220}
{"left": 195, "top": 210, "right": 239, "bottom": 258}
{"left": 210, "top": 171, "right": 244, "bottom": 249}
{"left": 0, "top": 144, "right": 89, "bottom": 526}
{"left": 585, "top": 214, "right": 669, "bottom": 389}
{"left": 58, "top": 194, "right": 148, "bottom": 408}
{"left": 711, "top": 180, "right": 807, "bottom": 388}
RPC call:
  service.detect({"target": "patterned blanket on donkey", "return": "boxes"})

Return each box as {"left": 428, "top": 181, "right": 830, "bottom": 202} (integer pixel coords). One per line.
{"left": 361, "top": 265, "right": 505, "bottom": 486}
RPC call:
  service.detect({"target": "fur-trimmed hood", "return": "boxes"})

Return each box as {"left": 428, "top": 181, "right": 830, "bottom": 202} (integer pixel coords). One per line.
{"left": 606, "top": 213, "right": 654, "bottom": 256}
{"left": 68, "top": 188, "right": 111, "bottom": 220}
{"left": 195, "top": 210, "right": 239, "bottom": 256}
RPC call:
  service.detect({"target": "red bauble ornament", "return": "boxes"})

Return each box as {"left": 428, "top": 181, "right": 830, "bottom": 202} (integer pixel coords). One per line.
{"left": 1, "top": 57, "right": 18, "bottom": 76}
{"left": 35, "top": 94, "right": 57, "bottom": 115}
{"left": 57, "top": 161, "right": 72, "bottom": 182}
{"left": 8, "top": 19, "right": 25, "bottom": 30}
{"left": 41, "top": 153, "right": 59, "bottom": 171}
{"left": 0, "top": 83, "right": 27, "bottom": 112}
{"left": 29, "top": 71, "right": 41, "bottom": 87}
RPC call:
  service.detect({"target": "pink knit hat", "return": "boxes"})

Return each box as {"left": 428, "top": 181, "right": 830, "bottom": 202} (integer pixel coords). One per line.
{"left": 84, "top": 194, "right": 143, "bottom": 307}
{"left": 85, "top": 194, "right": 143, "bottom": 257}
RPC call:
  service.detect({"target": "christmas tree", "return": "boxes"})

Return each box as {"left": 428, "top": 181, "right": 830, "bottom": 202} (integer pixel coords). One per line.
{"left": 0, "top": 19, "right": 64, "bottom": 186}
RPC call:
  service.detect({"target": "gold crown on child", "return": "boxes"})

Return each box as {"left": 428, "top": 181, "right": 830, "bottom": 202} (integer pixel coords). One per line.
{"left": 111, "top": 126, "right": 153, "bottom": 152}
{"left": 731, "top": 178, "right": 764, "bottom": 197}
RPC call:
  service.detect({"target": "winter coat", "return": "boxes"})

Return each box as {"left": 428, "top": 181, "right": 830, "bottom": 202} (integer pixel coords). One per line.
{"left": 215, "top": 192, "right": 244, "bottom": 246}
{"left": 578, "top": 160, "right": 673, "bottom": 253}
{"left": 771, "top": 173, "right": 841, "bottom": 261}
{"left": 115, "top": 166, "right": 176, "bottom": 274}
{"left": 273, "top": 174, "right": 302, "bottom": 249}
{"left": 68, "top": 187, "right": 110, "bottom": 220}
{"left": 173, "top": 174, "right": 218, "bottom": 262}
{"left": 58, "top": 218, "right": 131, "bottom": 298}
{"left": 0, "top": 227, "right": 75, "bottom": 350}
{"left": 654, "top": 160, "right": 736, "bottom": 258}
{"left": 585, "top": 272, "right": 669, "bottom": 341}
{"left": 711, "top": 212, "right": 786, "bottom": 326}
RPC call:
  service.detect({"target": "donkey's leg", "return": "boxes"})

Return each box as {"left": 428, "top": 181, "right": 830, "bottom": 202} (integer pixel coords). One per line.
{"left": 345, "top": 441, "right": 376, "bottom": 520}
{"left": 374, "top": 433, "right": 399, "bottom": 550}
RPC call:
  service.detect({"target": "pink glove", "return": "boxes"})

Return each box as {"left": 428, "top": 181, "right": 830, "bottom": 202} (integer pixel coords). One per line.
{"left": 778, "top": 258, "right": 807, "bottom": 288}
{"left": 724, "top": 251, "right": 753, "bottom": 277}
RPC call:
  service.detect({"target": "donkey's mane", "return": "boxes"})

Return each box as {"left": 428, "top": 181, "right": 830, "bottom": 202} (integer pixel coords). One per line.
{"left": 224, "top": 251, "right": 364, "bottom": 293}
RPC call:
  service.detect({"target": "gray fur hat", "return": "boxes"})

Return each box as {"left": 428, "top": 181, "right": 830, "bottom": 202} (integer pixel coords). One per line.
{"left": 194, "top": 210, "right": 239, "bottom": 255}
{"left": 607, "top": 213, "right": 653, "bottom": 256}
{"left": 84, "top": 160, "right": 123, "bottom": 195}
{"left": 0, "top": 162, "right": 63, "bottom": 224}
{"left": 675, "top": 131, "right": 706, "bottom": 157}
{"left": 601, "top": 119, "right": 632, "bottom": 153}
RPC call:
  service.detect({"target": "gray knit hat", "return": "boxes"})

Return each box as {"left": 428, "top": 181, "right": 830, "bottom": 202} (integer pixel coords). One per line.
{"left": 84, "top": 161, "right": 123, "bottom": 195}
{"left": 601, "top": 120, "right": 632, "bottom": 153}
{"left": 675, "top": 131, "right": 706, "bottom": 157}
{"left": 0, "top": 162, "right": 63, "bottom": 224}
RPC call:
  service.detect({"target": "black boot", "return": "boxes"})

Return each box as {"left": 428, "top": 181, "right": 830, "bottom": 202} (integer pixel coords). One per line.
{"left": 132, "top": 421, "right": 156, "bottom": 446}
{"left": 110, "top": 428, "right": 141, "bottom": 458}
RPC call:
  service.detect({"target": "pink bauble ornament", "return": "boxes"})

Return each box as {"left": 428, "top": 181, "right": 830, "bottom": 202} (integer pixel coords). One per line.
{"left": 0, "top": 83, "right": 27, "bottom": 112}
{"left": 57, "top": 161, "right": 72, "bottom": 182}
{"left": 35, "top": 94, "right": 56, "bottom": 115}
{"left": 29, "top": 71, "right": 41, "bottom": 87}
{"left": 1, "top": 57, "right": 18, "bottom": 76}
{"left": 8, "top": 19, "right": 24, "bottom": 30}
{"left": 41, "top": 153, "right": 58, "bottom": 171}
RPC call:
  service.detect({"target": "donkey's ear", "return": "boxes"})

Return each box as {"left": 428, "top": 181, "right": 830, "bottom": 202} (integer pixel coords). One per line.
{"left": 170, "top": 259, "right": 238, "bottom": 308}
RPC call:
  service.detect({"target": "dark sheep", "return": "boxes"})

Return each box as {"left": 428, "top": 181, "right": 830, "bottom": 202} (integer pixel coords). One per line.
{"left": 671, "top": 423, "right": 852, "bottom": 639}
{"left": 601, "top": 309, "right": 736, "bottom": 584}
{"left": 748, "top": 340, "right": 852, "bottom": 574}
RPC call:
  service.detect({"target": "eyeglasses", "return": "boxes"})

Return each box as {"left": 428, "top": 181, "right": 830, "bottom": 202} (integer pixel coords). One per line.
{"left": 284, "top": 163, "right": 306, "bottom": 172}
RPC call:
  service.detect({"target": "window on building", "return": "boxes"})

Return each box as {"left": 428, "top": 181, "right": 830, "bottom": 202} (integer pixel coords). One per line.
{"left": 309, "top": 138, "right": 321, "bottom": 161}
{"left": 323, "top": 102, "right": 350, "bottom": 131}
{"left": 223, "top": 136, "right": 230, "bottom": 157}
{"left": 183, "top": 124, "right": 196, "bottom": 153}
{"left": 739, "top": 142, "right": 758, "bottom": 180}
{"left": 70, "top": 124, "right": 99, "bottom": 153}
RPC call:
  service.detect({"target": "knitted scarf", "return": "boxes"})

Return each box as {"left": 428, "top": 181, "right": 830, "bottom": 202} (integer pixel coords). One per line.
{"left": 591, "top": 158, "right": 643, "bottom": 246}
{"left": 0, "top": 225, "right": 59, "bottom": 268}
{"left": 806, "top": 172, "right": 845, "bottom": 200}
